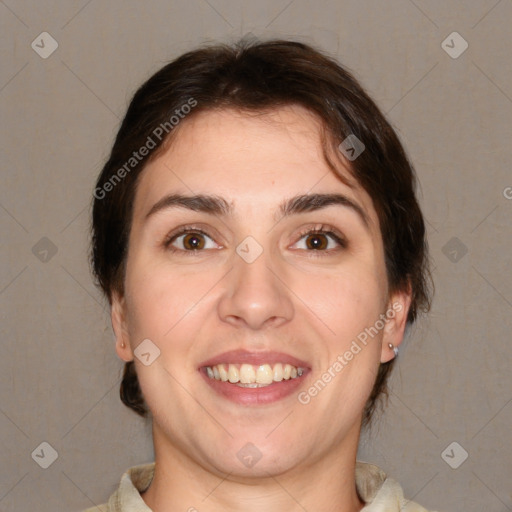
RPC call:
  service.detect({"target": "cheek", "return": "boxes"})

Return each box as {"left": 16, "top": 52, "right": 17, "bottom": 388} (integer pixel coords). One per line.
{"left": 295, "top": 268, "right": 385, "bottom": 421}
{"left": 292, "top": 260, "right": 387, "bottom": 339}
{"left": 124, "top": 256, "right": 215, "bottom": 341}
{"left": 122, "top": 259, "right": 211, "bottom": 420}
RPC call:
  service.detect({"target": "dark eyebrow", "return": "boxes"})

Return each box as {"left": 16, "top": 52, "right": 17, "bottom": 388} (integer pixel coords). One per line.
{"left": 278, "top": 193, "right": 370, "bottom": 228}
{"left": 145, "top": 194, "right": 232, "bottom": 219}
{"left": 145, "top": 192, "right": 369, "bottom": 228}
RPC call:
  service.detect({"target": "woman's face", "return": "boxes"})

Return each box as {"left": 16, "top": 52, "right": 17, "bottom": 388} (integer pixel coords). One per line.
{"left": 112, "top": 105, "right": 409, "bottom": 477}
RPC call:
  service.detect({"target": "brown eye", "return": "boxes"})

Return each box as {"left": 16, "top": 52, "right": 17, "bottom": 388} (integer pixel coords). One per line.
{"left": 291, "top": 227, "right": 347, "bottom": 253}
{"left": 305, "top": 233, "right": 329, "bottom": 250}
{"left": 166, "top": 229, "right": 219, "bottom": 252}
{"left": 181, "top": 233, "right": 206, "bottom": 250}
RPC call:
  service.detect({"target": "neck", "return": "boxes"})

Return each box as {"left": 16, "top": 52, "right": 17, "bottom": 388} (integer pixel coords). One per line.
{"left": 141, "top": 422, "right": 365, "bottom": 512}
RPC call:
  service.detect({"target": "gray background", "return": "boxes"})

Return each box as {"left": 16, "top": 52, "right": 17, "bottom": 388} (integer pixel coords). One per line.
{"left": 1, "top": 1, "right": 511, "bottom": 511}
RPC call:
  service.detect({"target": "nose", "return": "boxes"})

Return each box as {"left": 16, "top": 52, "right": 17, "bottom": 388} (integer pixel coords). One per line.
{"left": 217, "top": 249, "right": 294, "bottom": 330}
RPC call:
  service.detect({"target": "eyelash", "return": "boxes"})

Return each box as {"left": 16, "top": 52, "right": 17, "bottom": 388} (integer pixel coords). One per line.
{"left": 295, "top": 225, "right": 348, "bottom": 255}
{"left": 163, "top": 224, "right": 347, "bottom": 255}
{"left": 163, "top": 225, "right": 215, "bottom": 254}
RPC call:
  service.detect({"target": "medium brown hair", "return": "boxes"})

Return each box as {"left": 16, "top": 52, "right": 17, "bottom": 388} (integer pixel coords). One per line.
{"left": 91, "top": 38, "right": 432, "bottom": 427}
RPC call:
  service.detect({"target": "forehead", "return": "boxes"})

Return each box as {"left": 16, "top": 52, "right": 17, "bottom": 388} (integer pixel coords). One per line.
{"left": 134, "top": 105, "right": 378, "bottom": 227}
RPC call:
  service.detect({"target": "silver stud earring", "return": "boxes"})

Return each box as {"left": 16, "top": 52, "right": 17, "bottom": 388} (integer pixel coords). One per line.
{"left": 388, "top": 343, "right": 399, "bottom": 357}
{"left": 121, "top": 341, "right": 125, "bottom": 348}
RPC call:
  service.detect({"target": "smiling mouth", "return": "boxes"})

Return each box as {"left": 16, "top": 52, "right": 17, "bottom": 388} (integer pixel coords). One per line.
{"left": 204, "top": 363, "right": 305, "bottom": 387}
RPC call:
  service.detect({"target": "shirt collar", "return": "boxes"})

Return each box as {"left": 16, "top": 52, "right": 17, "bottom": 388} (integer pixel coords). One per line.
{"left": 101, "top": 461, "right": 429, "bottom": 512}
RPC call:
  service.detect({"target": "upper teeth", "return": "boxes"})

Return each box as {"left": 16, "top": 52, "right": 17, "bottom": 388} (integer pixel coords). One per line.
{"left": 205, "top": 363, "right": 304, "bottom": 386}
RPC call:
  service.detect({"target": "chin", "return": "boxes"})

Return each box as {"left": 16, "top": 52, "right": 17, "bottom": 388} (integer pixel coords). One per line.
{"left": 207, "top": 445, "right": 301, "bottom": 480}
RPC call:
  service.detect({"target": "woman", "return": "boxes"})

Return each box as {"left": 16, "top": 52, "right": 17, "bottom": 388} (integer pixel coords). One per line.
{"left": 87, "top": 39, "right": 434, "bottom": 511}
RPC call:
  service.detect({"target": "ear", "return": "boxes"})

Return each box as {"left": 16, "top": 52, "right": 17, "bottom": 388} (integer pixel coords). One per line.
{"left": 380, "top": 287, "right": 412, "bottom": 363}
{"left": 111, "top": 291, "right": 134, "bottom": 362}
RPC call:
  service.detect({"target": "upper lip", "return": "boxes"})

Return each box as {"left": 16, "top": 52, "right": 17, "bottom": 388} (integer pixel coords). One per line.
{"left": 199, "top": 349, "right": 310, "bottom": 369}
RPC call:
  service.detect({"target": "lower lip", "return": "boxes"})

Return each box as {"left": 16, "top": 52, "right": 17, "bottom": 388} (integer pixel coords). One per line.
{"left": 200, "top": 369, "right": 308, "bottom": 405}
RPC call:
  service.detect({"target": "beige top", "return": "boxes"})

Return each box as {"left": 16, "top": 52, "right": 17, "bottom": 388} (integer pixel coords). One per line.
{"left": 84, "top": 462, "right": 437, "bottom": 512}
